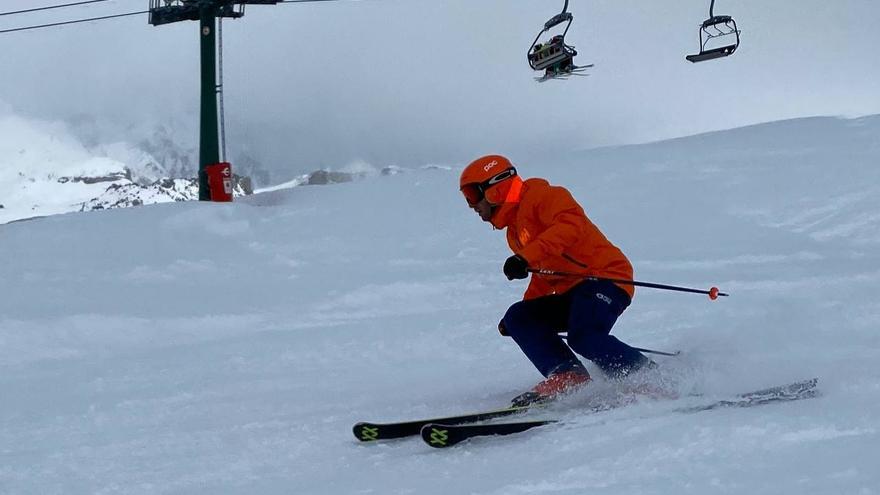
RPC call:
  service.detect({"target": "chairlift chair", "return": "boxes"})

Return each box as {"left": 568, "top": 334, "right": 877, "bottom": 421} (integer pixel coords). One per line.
{"left": 527, "top": 0, "right": 588, "bottom": 80}
{"left": 686, "top": 0, "right": 740, "bottom": 63}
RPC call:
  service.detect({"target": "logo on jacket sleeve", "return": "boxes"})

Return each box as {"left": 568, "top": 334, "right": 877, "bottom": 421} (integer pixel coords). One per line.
{"left": 517, "top": 227, "right": 532, "bottom": 247}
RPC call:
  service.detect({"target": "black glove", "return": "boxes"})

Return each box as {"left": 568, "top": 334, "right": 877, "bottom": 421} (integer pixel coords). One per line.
{"left": 503, "top": 255, "right": 529, "bottom": 280}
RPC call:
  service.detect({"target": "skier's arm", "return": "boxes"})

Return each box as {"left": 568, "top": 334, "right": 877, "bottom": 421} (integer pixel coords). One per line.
{"left": 518, "top": 188, "right": 590, "bottom": 267}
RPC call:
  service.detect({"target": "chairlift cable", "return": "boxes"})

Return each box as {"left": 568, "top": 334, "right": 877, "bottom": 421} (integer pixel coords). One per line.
{"left": 0, "top": 0, "right": 360, "bottom": 35}
{"left": 0, "top": 0, "right": 115, "bottom": 17}
{"left": 0, "top": 10, "right": 147, "bottom": 35}
{"left": 278, "top": 0, "right": 367, "bottom": 4}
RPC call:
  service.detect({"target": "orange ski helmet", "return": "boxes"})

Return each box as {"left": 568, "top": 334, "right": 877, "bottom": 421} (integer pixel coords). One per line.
{"left": 459, "top": 155, "right": 520, "bottom": 206}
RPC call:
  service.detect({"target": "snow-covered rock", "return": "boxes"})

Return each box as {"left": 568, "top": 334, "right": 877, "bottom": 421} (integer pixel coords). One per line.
{"left": 0, "top": 109, "right": 255, "bottom": 224}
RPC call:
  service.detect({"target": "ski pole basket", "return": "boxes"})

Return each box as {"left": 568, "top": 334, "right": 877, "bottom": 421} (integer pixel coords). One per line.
{"left": 685, "top": 0, "right": 740, "bottom": 63}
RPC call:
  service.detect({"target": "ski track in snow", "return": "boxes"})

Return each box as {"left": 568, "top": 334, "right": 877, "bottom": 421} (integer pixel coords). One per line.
{"left": 2, "top": 116, "right": 880, "bottom": 494}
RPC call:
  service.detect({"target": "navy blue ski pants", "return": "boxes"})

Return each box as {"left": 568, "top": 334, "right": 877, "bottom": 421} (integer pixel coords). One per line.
{"left": 502, "top": 279, "right": 650, "bottom": 379}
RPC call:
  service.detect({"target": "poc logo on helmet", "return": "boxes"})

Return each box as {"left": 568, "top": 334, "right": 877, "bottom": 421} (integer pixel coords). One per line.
{"left": 596, "top": 293, "right": 612, "bottom": 305}
{"left": 483, "top": 160, "right": 498, "bottom": 172}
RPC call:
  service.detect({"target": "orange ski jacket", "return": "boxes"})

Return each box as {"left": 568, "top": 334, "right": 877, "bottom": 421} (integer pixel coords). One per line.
{"left": 492, "top": 178, "right": 635, "bottom": 301}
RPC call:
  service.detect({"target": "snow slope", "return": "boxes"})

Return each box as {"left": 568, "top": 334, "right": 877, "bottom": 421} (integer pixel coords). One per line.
{"left": 1, "top": 115, "right": 879, "bottom": 494}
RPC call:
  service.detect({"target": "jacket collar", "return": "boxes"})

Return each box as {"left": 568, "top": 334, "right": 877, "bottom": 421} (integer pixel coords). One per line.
{"left": 489, "top": 176, "right": 524, "bottom": 229}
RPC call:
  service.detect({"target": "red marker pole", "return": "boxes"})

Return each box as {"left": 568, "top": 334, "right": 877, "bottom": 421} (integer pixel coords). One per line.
{"left": 527, "top": 269, "right": 728, "bottom": 300}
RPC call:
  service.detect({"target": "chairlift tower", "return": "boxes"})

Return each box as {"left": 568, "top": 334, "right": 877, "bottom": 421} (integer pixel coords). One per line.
{"left": 148, "top": 1, "right": 278, "bottom": 200}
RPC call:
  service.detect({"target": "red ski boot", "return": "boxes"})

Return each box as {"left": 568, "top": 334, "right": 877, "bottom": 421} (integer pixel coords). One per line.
{"left": 511, "top": 370, "right": 592, "bottom": 407}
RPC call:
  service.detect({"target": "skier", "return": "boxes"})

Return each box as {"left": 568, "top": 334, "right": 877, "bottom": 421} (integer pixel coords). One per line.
{"left": 459, "top": 155, "right": 654, "bottom": 407}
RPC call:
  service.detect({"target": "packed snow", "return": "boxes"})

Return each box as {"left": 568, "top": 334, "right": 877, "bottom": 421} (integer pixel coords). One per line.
{"left": 1, "top": 115, "right": 879, "bottom": 494}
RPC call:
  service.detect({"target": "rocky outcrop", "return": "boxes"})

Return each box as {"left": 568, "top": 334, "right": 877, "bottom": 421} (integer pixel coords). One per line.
{"left": 78, "top": 174, "right": 253, "bottom": 212}
{"left": 306, "top": 170, "right": 361, "bottom": 185}
{"left": 57, "top": 170, "right": 130, "bottom": 184}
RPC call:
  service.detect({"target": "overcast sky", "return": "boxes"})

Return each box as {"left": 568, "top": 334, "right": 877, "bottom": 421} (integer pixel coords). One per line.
{"left": 1, "top": 0, "right": 878, "bottom": 179}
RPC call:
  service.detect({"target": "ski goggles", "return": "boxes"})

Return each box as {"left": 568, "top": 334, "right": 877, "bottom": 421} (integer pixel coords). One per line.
{"left": 460, "top": 168, "right": 517, "bottom": 206}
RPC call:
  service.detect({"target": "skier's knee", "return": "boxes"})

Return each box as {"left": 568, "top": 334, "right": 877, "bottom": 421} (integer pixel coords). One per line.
{"left": 566, "top": 331, "right": 602, "bottom": 360}
{"left": 502, "top": 302, "right": 529, "bottom": 338}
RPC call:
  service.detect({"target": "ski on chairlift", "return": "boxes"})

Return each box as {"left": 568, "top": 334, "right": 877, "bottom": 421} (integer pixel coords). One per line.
{"left": 535, "top": 64, "right": 594, "bottom": 83}
{"left": 527, "top": 0, "right": 591, "bottom": 81}
{"left": 686, "top": 0, "right": 741, "bottom": 63}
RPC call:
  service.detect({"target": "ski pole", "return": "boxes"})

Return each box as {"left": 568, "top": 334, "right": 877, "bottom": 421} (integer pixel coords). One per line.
{"left": 527, "top": 268, "right": 728, "bottom": 301}
{"left": 558, "top": 334, "right": 681, "bottom": 357}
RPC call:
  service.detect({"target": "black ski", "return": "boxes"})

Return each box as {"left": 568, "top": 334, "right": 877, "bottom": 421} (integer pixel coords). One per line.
{"left": 421, "top": 420, "right": 556, "bottom": 448}
{"left": 676, "top": 377, "right": 819, "bottom": 413}
{"left": 352, "top": 405, "right": 532, "bottom": 442}
{"left": 535, "top": 64, "right": 594, "bottom": 82}
{"left": 417, "top": 378, "right": 819, "bottom": 448}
